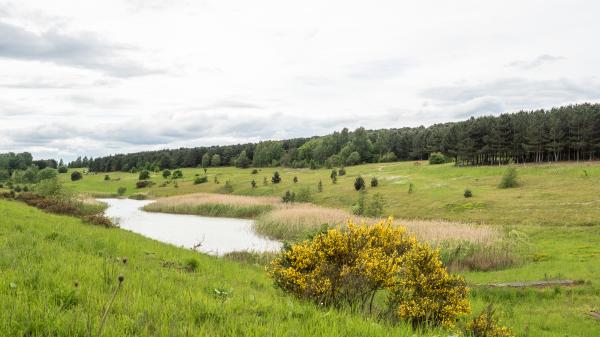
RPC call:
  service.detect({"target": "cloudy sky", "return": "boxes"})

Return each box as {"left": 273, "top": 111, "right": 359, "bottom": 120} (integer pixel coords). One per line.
{"left": 1, "top": 0, "right": 600, "bottom": 161}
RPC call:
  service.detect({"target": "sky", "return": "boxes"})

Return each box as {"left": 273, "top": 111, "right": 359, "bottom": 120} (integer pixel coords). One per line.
{"left": 1, "top": 0, "right": 600, "bottom": 161}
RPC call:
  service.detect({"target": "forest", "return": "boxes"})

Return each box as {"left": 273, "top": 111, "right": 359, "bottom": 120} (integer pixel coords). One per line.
{"left": 4, "top": 103, "right": 600, "bottom": 176}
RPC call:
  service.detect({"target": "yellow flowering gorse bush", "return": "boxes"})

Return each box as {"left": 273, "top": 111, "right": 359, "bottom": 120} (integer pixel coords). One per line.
{"left": 269, "top": 218, "right": 471, "bottom": 327}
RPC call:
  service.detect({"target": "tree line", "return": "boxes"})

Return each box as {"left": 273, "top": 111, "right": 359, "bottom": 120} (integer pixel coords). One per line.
{"left": 3, "top": 103, "right": 600, "bottom": 177}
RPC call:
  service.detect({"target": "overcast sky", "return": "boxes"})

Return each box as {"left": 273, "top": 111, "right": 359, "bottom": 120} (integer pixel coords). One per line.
{"left": 1, "top": 0, "right": 600, "bottom": 161}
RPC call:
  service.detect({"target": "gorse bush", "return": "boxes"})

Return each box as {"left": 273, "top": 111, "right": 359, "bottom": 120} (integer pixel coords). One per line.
{"left": 269, "top": 219, "right": 470, "bottom": 327}
{"left": 463, "top": 305, "right": 514, "bottom": 337}
{"left": 498, "top": 168, "right": 519, "bottom": 189}
{"left": 464, "top": 188, "right": 473, "bottom": 198}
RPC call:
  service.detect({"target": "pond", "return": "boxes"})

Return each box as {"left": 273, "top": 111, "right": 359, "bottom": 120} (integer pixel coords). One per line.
{"left": 99, "top": 198, "right": 281, "bottom": 255}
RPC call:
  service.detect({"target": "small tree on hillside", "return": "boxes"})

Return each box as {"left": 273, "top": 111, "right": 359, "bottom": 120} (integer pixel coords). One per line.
{"left": 354, "top": 176, "right": 365, "bottom": 191}
{"left": 172, "top": 170, "right": 183, "bottom": 179}
{"left": 251, "top": 179, "right": 257, "bottom": 188}
{"left": 498, "top": 167, "right": 519, "bottom": 188}
{"left": 338, "top": 167, "right": 346, "bottom": 176}
{"left": 58, "top": 166, "right": 68, "bottom": 173}
{"left": 330, "top": 169, "right": 337, "bottom": 184}
{"left": 370, "top": 176, "right": 378, "bottom": 187}
{"left": 272, "top": 171, "right": 281, "bottom": 184}
{"left": 162, "top": 169, "right": 171, "bottom": 179}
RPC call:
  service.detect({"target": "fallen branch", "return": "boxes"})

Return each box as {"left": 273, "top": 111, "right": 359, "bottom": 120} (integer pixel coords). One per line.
{"left": 480, "top": 279, "right": 585, "bottom": 288}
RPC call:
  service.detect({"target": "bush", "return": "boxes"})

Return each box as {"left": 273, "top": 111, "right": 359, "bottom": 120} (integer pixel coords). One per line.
{"left": 387, "top": 243, "right": 470, "bottom": 327}
{"left": 251, "top": 179, "right": 257, "bottom": 188}
{"left": 354, "top": 176, "right": 365, "bottom": 191}
{"left": 293, "top": 176, "right": 298, "bottom": 183}
{"left": 271, "top": 171, "right": 281, "bottom": 184}
{"left": 429, "top": 152, "right": 447, "bottom": 165}
{"left": 370, "top": 177, "right": 378, "bottom": 187}
{"left": 463, "top": 305, "right": 514, "bottom": 337}
{"left": 82, "top": 214, "right": 115, "bottom": 228}
{"left": 464, "top": 188, "right": 473, "bottom": 198}
{"left": 36, "top": 178, "right": 63, "bottom": 197}
{"left": 37, "top": 167, "right": 58, "bottom": 181}
{"left": 351, "top": 190, "right": 367, "bottom": 215}
{"left": 251, "top": 169, "right": 258, "bottom": 174}
{"left": 138, "top": 170, "right": 150, "bottom": 180}
{"left": 269, "top": 219, "right": 470, "bottom": 327}
{"left": 338, "top": 167, "right": 346, "bottom": 176}
{"left": 172, "top": 170, "right": 183, "bottom": 179}
{"left": 136, "top": 180, "right": 154, "bottom": 189}
{"left": 282, "top": 190, "right": 295, "bottom": 203}
{"left": 117, "top": 187, "right": 127, "bottom": 196}
{"left": 57, "top": 166, "right": 68, "bottom": 173}
{"left": 365, "top": 192, "right": 385, "bottom": 217}
{"left": 70, "top": 171, "right": 82, "bottom": 181}
{"left": 295, "top": 187, "right": 311, "bottom": 202}
{"left": 104, "top": 174, "right": 110, "bottom": 181}
{"left": 194, "top": 176, "right": 208, "bottom": 184}
{"left": 317, "top": 180, "right": 323, "bottom": 192}
{"left": 498, "top": 167, "right": 519, "bottom": 188}
{"left": 184, "top": 258, "right": 200, "bottom": 272}
{"left": 162, "top": 169, "right": 171, "bottom": 179}
{"left": 330, "top": 169, "right": 337, "bottom": 183}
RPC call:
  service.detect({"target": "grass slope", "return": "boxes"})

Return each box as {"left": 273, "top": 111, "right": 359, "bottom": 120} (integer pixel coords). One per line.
{"left": 0, "top": 199, "right": 431, "bottom": 337}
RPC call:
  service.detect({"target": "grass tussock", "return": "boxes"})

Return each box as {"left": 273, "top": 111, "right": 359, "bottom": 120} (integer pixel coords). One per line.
{"left": 143, "top": 193, "right": 279, "bottom": 218}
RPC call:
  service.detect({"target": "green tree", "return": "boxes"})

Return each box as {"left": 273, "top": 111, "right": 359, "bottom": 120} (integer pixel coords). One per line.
{"left": 211, "top": 154, "right": 221, "bottom": 167}
{"left": 138, "top": 170, "right": 150, "bottom": 180}
{"left": 162, "top": 169, "right": 171, "bottom": 179}
{"left": 272, "top": 171, "right": 281, "bottom": 184}
{"left": 354, "top": 176, "right": 365, "bottom": 191}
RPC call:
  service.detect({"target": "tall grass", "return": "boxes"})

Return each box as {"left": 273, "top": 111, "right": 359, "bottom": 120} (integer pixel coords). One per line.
{"left": 143, "top": 192, "right": 278, "bottom": 218}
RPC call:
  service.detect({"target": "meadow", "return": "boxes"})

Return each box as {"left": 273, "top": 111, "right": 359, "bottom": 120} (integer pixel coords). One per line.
{"left": 7, "top": 160, "right": 599, "bottom": 335}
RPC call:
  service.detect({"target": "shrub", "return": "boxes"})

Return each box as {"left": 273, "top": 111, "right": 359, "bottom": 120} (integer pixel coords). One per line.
{"left": 38, "top": 167, "right": 58, "bottom": 181}
{"left": 269, "top": 219, "right": 415, "bottom": 308}
{"left": 82, "top": 214, "right": 115, "bottom": 228}
{"left": 498, "top": 167, "right": 519, "bottom": 188}
{"left": 138, "top": 170, "right": 150, "bottom": 180}
{"left": 104, "top": 174, "right": 110, "bottom": 181}
{"left": 194, "top": 176, "right": 208, "bottom": 184}
{"left": 58, "top": 166, "right": 68, "bottom": 173}
{"left": 251, "top": 169, "right": 258, "bottom": 174}
{"left": 338, "top": 167, "right": 346, "bottom": 176}
{"left": 71, "top": 171, "right": 82, "bottom": 181}
{"left": 14, "top": 185, "right": 22, "bottom": 192}
{"left": 387, "top": 243, "right": 470, "bottom": 327}
{"left": 330, "top": 169, "right": 337, "bottom": 183}
{"left": 162, "top": 169, "right": 171, "bottom": 179}
{"left": 370, "top": 177, "right": 378, "bottom": 187}
{"left": 354, "top": 176, "right": 365, "bottom": 191}
{"left": 251, "top": 179, "right": 257, "bottom": 188}
{"left": 172, "top": 170, "right": 183, "bottom": 179}
{"left": 463, "top": 305, "right": 514, "bottom": 337}
{"left": 136, "top": 180, "right": 154, "bottom": 189}
{"left": 282, "top": 190, "right": 295, "bottom": 203}
{"left": 351, "top": 190, "right": 367, "bottom": 215}
{"left": 464, "top": 188, "right": 473, "bottom": 198}
{"left": 293, "top": 176, "right": 298, "bottom": 183}
{"left": 36, "top": 178, "right": 63, "bottom": 197}
{"left": 23, "top": 186, "right": 29, "bottom": 192}
{"left": 408, "top": 182, "right": 414, "bottom": 194}
{"left": 117, "top": 187, "right": 127, "bottom": 196}
{"left": 429, "top": 152, "right": 447, "bottom": 165}
{"left": 271, "top": 171, "right": 281, "bottom": 184}
{"left": 263, "top": 177, "right": 268, "bottom": 185}
{"left": 318, "top": 180, "right": 323, "bottom": 192}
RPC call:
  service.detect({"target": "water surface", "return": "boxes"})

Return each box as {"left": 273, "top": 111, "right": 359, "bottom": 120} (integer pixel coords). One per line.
{"left": 100, "top": 198, "right": 281, "bottom": 255}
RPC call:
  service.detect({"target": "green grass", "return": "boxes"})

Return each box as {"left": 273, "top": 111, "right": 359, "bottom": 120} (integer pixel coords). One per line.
{"left": 47, "top": 162, "right": 600, "bottom": 335}
{"left": 61, "top": 161, "right": 600, "bottom": 227}
{"left": 0, "top": 199, "right": 429, "bottom": 337}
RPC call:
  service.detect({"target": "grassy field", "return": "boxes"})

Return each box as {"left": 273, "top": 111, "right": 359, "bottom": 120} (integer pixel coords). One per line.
{"left": 0, "top": 199, "right": 432, "bottom": 337}
{"left": 42, "top": 161, "right": 600, "bottom": 335}
{"left": 61, "top": 161, "right": 600, "bottom": 227}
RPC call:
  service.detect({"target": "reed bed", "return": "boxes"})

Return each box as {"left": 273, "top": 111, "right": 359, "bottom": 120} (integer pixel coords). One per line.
{"left": 143, "top": 193, "right": 280, "bottom": 218}
{"left": 254, "top": 203, "right": 500, "bottom": 245}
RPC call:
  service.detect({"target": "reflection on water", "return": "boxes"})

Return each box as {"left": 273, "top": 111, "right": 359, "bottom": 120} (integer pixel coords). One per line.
{"left": 100, "top": 198, "right": 281, "bottom": 255}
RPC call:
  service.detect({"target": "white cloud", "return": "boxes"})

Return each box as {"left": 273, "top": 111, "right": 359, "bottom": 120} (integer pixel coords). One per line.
{"left": 1, "top": 0, "right": 600, "bottom": 160}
